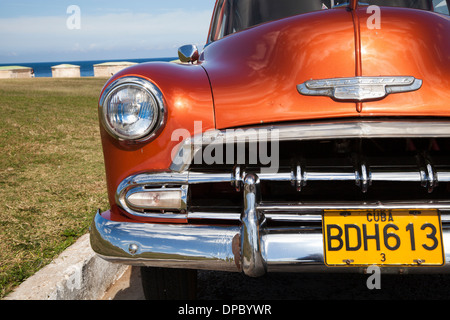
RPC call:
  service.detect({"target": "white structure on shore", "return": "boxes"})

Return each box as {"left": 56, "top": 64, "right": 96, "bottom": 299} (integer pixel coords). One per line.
{"left": 51, "top": 64, "right": 80, "bottom": 78}
{"left": 93, "top": 61, "right": 137, "bottom": 77}
{"left": 0, "top": 66, "right": 34, "bottom": 79}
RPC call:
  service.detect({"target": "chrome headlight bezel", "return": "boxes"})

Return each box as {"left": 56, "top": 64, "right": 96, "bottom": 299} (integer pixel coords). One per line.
{"left": 99, "top": 76, "right": 166, "bottom": 142}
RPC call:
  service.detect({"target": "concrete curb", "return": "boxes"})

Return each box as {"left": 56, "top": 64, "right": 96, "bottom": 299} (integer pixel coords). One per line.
{"left": 3, "top": 233, "right": 127, "bottom": 300}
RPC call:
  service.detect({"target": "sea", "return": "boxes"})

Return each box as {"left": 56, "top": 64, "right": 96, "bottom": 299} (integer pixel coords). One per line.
{"left": 0, "top": 57, "right": 177, "bottom": 78}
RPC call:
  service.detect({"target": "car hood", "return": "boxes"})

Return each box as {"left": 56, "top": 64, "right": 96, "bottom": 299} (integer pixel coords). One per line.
{"left": 201, "top": 7, "right": 450, "bottom": 130}
{"left": 358, "top": 7, "right": 450, "bottom": 117}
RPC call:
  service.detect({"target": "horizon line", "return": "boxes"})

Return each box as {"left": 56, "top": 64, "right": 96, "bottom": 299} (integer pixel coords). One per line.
{"left": 0, "top": 56, "right": 178, "bottom": 66}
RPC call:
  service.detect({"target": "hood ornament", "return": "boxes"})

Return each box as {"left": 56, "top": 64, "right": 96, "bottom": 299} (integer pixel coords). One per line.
{"left": 297, "top": 76, "right": 422, "bottom": 103}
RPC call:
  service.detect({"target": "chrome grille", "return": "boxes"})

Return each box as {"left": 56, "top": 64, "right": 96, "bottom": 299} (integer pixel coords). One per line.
{"left": 187, "top": 136, "right": 450, "bottom": 223}
{"left": 117, "top": 120, "right": 450, "bottom": 223}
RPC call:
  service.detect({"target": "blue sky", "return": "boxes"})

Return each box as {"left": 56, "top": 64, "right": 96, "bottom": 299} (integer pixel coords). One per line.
{"left": 0, "top": 0, "right": 215, "bottom": 63}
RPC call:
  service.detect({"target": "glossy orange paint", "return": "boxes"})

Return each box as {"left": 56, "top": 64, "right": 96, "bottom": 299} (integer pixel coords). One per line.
{"left": 201, "top": 8, "right": 358, "bottom": 130}
{"left": 201, "top": 5, "right": 450, "bottom": 129}
{"left": 99, "top": 62, "right": 215, "bottom": 221}
{"left": 358, "top": 7, "right": 450, "bottom": 116}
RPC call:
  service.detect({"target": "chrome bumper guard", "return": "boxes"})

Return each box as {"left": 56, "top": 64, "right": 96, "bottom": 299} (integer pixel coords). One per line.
{"left": 91, "top": 172, "right": 450, "bottom": 276}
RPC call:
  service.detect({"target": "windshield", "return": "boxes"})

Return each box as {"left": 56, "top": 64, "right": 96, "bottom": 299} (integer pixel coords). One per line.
{"left": 210, "top": 0, "right": 449, "bottom": 41}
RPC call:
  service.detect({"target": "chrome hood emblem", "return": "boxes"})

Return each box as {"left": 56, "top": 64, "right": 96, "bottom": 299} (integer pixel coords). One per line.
{"left": 297, "top": 76, "right": 422, "bottom": 102}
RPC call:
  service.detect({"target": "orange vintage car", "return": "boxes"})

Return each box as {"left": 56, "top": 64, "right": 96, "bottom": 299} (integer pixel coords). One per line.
{"left": 90, "top": 0, "right": 450, "bottom": 299}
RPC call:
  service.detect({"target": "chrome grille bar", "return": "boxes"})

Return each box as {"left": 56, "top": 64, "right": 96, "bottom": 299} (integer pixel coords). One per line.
{"left": 122, "top": 165, "right": 450, "bottom": 190}
{"left": 118, "top": 170, "right": 450, "bottom": 222}
{"left": 186, "top": 209, "right": 450, "bottom": 223}
{"left": 258, "top": 200, "right": 450, "bottom": 212}
{"left": 232, "top": 163, "right": 450, "bottom": 193}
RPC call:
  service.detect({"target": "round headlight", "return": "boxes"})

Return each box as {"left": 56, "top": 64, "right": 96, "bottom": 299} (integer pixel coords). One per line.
{"left": 100, "top": 77, "right": 165, "bottom": 141}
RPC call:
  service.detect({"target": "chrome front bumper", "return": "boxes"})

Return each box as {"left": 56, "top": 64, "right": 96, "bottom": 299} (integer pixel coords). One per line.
{"left": 90, "top": 209, "right": 450, "bottom": 276}
{"left": 90, "top": 174, "right": 450, "bottom": 277}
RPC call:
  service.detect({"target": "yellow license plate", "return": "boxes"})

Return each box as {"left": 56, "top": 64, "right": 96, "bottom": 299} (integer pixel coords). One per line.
{"left": 323, "top": 209, "right": 444, "bottom": 266}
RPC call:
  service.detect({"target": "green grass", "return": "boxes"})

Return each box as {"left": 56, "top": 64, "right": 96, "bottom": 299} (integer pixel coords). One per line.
{"left": 0, "top": 77, "right": 110, "bottom": 298}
